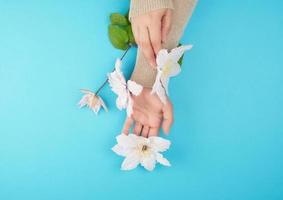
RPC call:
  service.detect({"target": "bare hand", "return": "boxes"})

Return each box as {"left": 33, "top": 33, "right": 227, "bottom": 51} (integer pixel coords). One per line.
{"left": 131, "top": 9, "right": 172, "bottom": 67}
{"left": 122, "top": 88, "right": 174, "bottom": 137}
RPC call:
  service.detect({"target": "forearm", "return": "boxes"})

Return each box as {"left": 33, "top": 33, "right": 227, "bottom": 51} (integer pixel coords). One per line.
{"left": 130, "top": 0, "right": 197, "bottom": 88}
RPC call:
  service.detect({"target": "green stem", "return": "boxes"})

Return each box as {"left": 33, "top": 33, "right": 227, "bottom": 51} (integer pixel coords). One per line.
{"left": 95, "top": 45, "right": 131, "bottom": 95}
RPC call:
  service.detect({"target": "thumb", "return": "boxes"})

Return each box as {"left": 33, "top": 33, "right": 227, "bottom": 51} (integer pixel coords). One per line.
{"left": 162, "top": 101, "right": 174, "bottom": 134}
{"left": 161, "top": 9, "right": 172, "bottom": 43}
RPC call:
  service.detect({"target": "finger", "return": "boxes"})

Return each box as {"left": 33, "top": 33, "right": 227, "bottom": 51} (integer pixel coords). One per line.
{"left": 161, "top": 10, "right": 172, "bottom": 43}
{"left": 141, "top": 125, "right": 150, "bottom": 138}
{"left": 162, "top": 102, "right": 174, "bottom": 134}
{"left": 148, "top": 127, "right": 160, "bottom": 137}
{"left": 133, "top": 122, "right": 143, "bottom": 136}
{"left": 138, "top": 27, "right": 156, "bottom": 67}
{"left": 122, "top": 117, "right": 134, "bottom": 135}
{"left": 148, "top": 20, "right": 162, "bottom": 55}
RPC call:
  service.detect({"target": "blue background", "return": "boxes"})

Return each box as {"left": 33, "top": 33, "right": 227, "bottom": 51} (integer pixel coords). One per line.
{"left": 0, "top": 0, "right": 282, "bottom": 199}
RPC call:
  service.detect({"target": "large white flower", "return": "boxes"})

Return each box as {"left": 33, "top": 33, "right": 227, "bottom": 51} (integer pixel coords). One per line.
{"left": 78, "top": 89, "right": 108, "bottom": 114}
{"left": 108, "top": 59, "right": 143, "bottom": 116}
{"left": 151, "top": 45, "right": 193, "bottom": 104}
{"left": 112, "top": 134, "right": 171, "bottom": 171}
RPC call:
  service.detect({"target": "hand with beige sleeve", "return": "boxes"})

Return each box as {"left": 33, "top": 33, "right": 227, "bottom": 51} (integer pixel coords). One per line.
{"left": 122, "top": 0, "right": 197, "bottom": 137}
{"left": 131, "top": 8, "right": 172, "bottom": 67}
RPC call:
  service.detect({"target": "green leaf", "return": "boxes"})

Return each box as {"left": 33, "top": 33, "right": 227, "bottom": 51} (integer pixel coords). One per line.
{"left": 126, "top": 25, "right": 136, "bottom": 45}
{"left": 177, "top": 43, "right": 183, "bottom": 66}
{"left": 110, "top": 13, "right": 129, "bottom": 26}
{"left": 108, "top": 25, "right": 129, "bottom": 50}
{"left": 178, "top": 54, "right": 184, "bottom": 66}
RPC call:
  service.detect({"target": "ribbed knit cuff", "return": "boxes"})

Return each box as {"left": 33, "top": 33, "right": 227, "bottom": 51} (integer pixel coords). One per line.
{"left": 129, "top": 0, "right": 174, "bottom": 20}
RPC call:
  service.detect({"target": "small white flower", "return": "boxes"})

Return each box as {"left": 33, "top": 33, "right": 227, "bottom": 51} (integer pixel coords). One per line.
{"left": 78, "top": 89, "right": 108, "bottom": 114}
{"left": 108, "top": 59, "right": 143, "bottom": 116}
{"left": 151, "top": 45, "right": 193, "bottom": 104}
{"left": 112, "top": 134, "right": 171, "bottom": 171}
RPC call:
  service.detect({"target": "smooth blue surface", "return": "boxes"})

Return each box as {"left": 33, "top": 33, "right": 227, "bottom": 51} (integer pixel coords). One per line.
{"left": 0, "top": 0, "right": 283, "bottom": 199}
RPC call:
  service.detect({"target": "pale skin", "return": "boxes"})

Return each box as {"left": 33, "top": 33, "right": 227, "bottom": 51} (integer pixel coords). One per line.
{"left": 131, "top": 8, "right": 172, "bottom": 67}
{"left": 122, "top": 88, "right": 174, "bottom": 137}
{"left": 122, "top": 9, "right": 174, "bottom": 137}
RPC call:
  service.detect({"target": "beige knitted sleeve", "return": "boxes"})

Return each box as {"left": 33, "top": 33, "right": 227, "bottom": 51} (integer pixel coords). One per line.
{"left": 129, "top": 0, "right": 174, "bottom": 20}
{"left": 130, "top": 0, "right": 197, "bottom": 88}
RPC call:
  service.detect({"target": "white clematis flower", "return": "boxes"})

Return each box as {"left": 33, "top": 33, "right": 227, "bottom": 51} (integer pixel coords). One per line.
{"left": 108, "top": 59, "right": 143, "bottom": 116}
{"left": 151, "top": 45, "right": 193, "bottom": 104}
{"left": 112, "top": 134, "right": 171, "bottom": 171}
{"left": 78, "top": 89, "right": 108, "bottom": 114}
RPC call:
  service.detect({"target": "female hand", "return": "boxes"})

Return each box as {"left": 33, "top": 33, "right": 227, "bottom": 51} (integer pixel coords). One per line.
{"left": 131, "top": 8, "right": 172, "bottom": 67}
{"left": 122, "top": 88, "right": 174, "bottom": 137}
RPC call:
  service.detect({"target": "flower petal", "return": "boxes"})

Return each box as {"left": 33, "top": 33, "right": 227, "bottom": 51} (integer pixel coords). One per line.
{"left": 156, "top": 153, "right": 171, "bottom": 166}
{"left": 169, "top": 45, "right": 192, "bottom": 63}
{"left": 98, "top": 96, "right": 108, "bottom": 112}
{"left": 108, "top": 58, "right": 128, "bottom": 110}
{"left": 140, "top": 153, "right": 156, "bottom": 171}
{"left": 166, "top": 62, "right": 181, "bottom": 78}
{"left": 108, "top": 74, "right": 127, "bottom": 98}
{"left": 116, "top": 91, "right": 128, "bottom": 110}
{"left": 151, "top": 72, "right": 167, "bottom": 104}
{"left": 126, "top": 95, "right": 133, "bottom": 117}
{"left": 116, "top": 134, "right": 138, "bottom": 148}
{"left": 149, "top": 136, "right": 171, "bottom": 152}
{"left": 156, "top": 49, "right": 169, "bottom": 67}
{"left": 128, "top": 134, "right": 142, "bottom": 143}
{"left": 160, "top": 76, "right": 170, "bottom": 96}
{"left": 112, "top": 144, "right": 127, "bottom": 157}
{"left": 127, "top": 80, "right": 143, "bottom": 96}
{"left": 136, "top": 135, "right": 150, "bottom": 146}
{"left": 115, "top": 58, "right": 122, "bottom": 70}
{"left": 121, "top": 151, "right": 140, "bottom": 171}
{"left": 80, "top": 89, "right": 94, "bottom": 95}
{"left": 92, "top": 104, "right": 100, "bottom": 114}
{"left": 78, "top": 94, "right": 89, "bottom": 108}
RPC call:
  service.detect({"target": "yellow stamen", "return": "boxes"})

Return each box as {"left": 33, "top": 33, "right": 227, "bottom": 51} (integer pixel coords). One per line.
{"left": 162, "top": 59, "right": 173, "bottom": 77}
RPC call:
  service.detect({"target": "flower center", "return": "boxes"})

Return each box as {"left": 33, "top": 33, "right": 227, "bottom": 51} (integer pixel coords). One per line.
{"left": 142, "top": 145, "right": 148, "bottom": 152}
